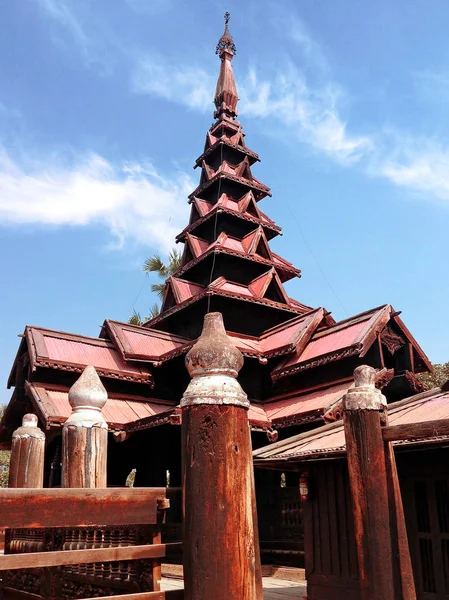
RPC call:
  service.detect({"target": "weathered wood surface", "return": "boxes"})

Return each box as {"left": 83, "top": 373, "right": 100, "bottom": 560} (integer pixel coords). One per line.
{"left": 384, "top": 443, "right": 417, "bottom": 600}
{"left": 8, "top": 415, "right": 45, "bottom": 488}
{"left": 62, "top": 423, "right": 108, "bottom": 488}
{"left": 181, "top": 312, "right": 262, "bottom": 600}
{"left": 62, "top": 366, "right": 108, "bottom": 488}
{"left": 344, "top": 410, "right": 395, "bottom": 600}
{"left": 0, "top": 542, "right": 181, "bottom": 570}
{"left": 343, "top": 366, "right": 395, "bottom": 600}
{"left": 183, "top": 405, "right": 260, "bottom": 600}
{"left": 0, "top": 487, "right": 169, "bottom": 528}
{"left": 382, "top": 418, "right": 449, "bottom": 442}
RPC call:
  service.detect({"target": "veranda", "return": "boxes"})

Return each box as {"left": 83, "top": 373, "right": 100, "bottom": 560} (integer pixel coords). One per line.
{"left": 1, "top": 312, "right": 448, "bottom": 600}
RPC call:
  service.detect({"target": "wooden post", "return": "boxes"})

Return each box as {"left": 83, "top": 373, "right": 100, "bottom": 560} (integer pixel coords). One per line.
{"left": 181, "top": 312, "right": 262, "bottom": 600}
{"left": 343, "top": 365, "right": 395, "bottom": 600}
{"left": 8, "top": 414, "right": 45, "bottom": 488}
{"left": 62, "top": 366, "right": 108, "bottom": 488}
{"left": 384, "top": 429, "right": 417, "bottom": 600}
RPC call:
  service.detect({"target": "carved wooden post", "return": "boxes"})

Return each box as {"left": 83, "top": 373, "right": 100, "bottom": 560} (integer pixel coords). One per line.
{"left": 62, "top": 366, "right": 108, "bottom": 488}
{"left": 343, "top": 365, "right": 395, "bottom": 600}
{"left": 181, "top": 312, "right": 262, "bottom": 600}
{"left": 8, "top": 414, "right": 45, "bottom": 488}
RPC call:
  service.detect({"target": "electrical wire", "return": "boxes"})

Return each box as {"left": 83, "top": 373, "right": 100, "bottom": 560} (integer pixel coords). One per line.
{"left": 286, "top": 202, "right": 348, "bottom": 317}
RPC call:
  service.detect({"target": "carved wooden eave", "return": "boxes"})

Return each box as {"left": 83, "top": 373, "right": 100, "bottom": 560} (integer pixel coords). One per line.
{"left": 176, "top": 203, "right": 281, "bottom": 243}
{"left": 188, "top": 170, "right": 271, "bottom": 203}
{"left": 9, "top": 326, "right": 154, "bottom": 387}
{"left": 271, "top": 305, "right": 394, "bottom": 381}
{"left": 195, "top": 137, "right": 259, "bottom": 168}
{"left": 174, "top": 235, "right": 300, "bottom": 283}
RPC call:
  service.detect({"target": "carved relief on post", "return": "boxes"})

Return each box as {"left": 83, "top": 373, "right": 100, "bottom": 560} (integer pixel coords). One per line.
{"left": 62, "top": 366, "right": 108, "bottom": 488}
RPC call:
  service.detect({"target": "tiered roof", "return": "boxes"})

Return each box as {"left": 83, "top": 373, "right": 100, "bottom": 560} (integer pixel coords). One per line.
{"left": 146, "top": 16, "right": 303, "bottom": 339}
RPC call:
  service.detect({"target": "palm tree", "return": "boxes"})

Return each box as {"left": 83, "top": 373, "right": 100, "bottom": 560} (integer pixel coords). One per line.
{"left": 144, "top": 249, "right": 183, "bottom": 300}
{"left": 128, "top": 249, "right": 182, "bottom": 325}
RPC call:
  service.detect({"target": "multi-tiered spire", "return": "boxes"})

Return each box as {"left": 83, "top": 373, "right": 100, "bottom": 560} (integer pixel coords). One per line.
{"left": 147, "top": 14, "right": 306, "bottom": 338}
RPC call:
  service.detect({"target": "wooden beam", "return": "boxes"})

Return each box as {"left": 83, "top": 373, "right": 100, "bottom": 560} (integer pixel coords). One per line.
{"left": 382, "top": 418, "right": 449, "bottom": 442}
{"left": 79, "top": 591, "right": 184, "bottom": 600}
{"left": 0, "top": 487, "right": 168, "bottom": 528}
{"left": 0, "top": 542, "right": 181, "bottom": 570}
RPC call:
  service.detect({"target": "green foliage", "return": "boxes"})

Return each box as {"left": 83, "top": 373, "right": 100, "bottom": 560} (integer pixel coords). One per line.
{"left": 128, "top": 310, "right": 144, "bottom": 326}
{"left": 416, "top": 362, "right": 449, "bottom": 390}
{"left": 129, "top": 249, "right": 182, "bottom": 322}
{"left": 148, "top": 303, "right": 160, "bottom": 318}
{"left": 125, "top": 468, "right": 136, "bottom": 488}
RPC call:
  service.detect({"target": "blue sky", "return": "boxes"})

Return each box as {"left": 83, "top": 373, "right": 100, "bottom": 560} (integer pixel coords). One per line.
{"left": 1, "top": 0, "right": 448, "bottom": 404}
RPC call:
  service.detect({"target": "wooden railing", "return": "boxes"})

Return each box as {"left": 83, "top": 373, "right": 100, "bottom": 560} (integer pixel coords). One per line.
{"left": 0, "top": 487, "right": 183, "bottom": 600}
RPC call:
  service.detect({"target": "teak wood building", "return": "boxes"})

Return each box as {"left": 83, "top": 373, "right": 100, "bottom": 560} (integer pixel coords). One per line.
{"left": 1, "top": 17, "right": 432, "bottom": 564}
{"left": 254, "top": 383, "right": 449, "bottom": 600}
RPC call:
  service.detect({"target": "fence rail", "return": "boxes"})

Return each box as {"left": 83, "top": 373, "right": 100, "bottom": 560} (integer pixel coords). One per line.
{"left": 0, "top": 486, "right": 184, "bottom": 599}
{"left": 0, "top": 542, "right": 182, "bottom": 570}
{"left": 382, "top": 418, "right": 449, "bottom": 442}
{"left": 0, "top": 487, "right": 176, "bottom": 529}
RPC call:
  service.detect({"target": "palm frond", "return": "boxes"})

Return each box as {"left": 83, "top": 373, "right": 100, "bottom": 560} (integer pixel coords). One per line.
{"left": 143, "top": 255, "right": 168, "bottom": 278}
{"left": 148, "top": 303, "right": 161, "bottom": 318}
{"left": 151, "top": 283, "right": 167, "bottom": 300}
{"left": 168, "top": 249, "right": 183, "bottom": 275}
{"left": 128, "top": 310, "right": 143, "bottom": 326}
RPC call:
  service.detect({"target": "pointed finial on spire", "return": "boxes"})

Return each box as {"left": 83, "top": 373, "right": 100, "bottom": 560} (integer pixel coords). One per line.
{"left": 214, "top": 12, "right": 238, "bottom": 120}
{"left": 216, "top": 11, "right": 236, "bottom": 58}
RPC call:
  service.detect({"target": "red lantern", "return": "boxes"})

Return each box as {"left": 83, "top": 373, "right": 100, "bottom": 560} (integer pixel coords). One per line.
{"left": 299, "top": 472, "right": 309, "bottom": 501}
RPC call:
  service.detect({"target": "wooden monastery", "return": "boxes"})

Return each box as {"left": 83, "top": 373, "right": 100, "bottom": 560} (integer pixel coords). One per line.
{"left": 1, "top": 14, "right": 433, "bottom": 569}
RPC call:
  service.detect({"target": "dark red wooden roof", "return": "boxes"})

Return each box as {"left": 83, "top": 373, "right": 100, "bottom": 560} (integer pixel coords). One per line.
{"left": 253, "top": 385, "right": 449, "bottom": 464}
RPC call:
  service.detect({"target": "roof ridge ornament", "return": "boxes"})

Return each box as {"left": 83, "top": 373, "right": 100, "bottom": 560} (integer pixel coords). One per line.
{"left": 216, "top": 11, "right": 236, "bottom": 58}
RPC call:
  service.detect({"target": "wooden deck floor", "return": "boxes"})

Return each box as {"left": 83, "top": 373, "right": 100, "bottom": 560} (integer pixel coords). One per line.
{"left": 162, "top": 576, "right": 307, "bottom": 599}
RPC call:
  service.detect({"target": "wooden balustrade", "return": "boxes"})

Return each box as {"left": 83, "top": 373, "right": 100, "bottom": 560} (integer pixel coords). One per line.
{"left": 0, "top": 486, "right": 183, "bottom": 600}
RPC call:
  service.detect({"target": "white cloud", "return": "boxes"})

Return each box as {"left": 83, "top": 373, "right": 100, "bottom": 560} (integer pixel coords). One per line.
{"left": 132, "top": 57, "right": 215, "bottom": 112}
{"left": 37, "top": 0, "right": 88, "bottom": 48}
{"left": 0, "top": 147, "right": 191, "bottom": 252}
{"left": 240, "top": 67, "right": 373, "bottom": 165}
{"left": 132, "top": 56, "right": 372, "bottom": 165}
{"left": 380, "top": 142, "right": 449, "bottom": 204}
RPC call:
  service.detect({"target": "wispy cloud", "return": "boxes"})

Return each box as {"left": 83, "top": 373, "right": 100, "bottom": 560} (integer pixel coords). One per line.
{"left": 379, "top": 140, "right": 449, "bottom": 205}
{"left": 0, "top": 147, "right": 191, "bottom": 251}
{"left": 132, "top": 57, "right": 215, "bottom": 112}
{"left": 37, "top": 0, "right": 88, "bottom": 49}
{"left": 133, "top": 56, "right": 372, "bottom": 165}
{"left": 278, "top": 13, "right": 328, "bottom": 72}
{"left": 240, "top": 66, "right": 373, "bottom": 164}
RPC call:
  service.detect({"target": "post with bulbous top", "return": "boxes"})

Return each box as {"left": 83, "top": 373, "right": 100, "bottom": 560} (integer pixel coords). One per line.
{"left": 343, "top": 366, "right": 395, "bottom": 600}
{"left": 62, "top": 366, "right": 108, "bottom": 488}
{"left": 181, "top": 312, "right": 263, "bottom": 600}
{"left": 8, "top": 414, "right": 45, "bottom": 488}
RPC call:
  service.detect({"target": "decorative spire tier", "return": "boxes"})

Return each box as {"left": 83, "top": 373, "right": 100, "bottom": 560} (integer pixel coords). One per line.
{"left": 146, "top": 14, "right": 307, "bottom": 339}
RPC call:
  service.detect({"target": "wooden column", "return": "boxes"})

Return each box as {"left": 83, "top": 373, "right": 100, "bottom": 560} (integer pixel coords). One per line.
{"left": 181, "top": 312, "right": 262, "bottom": 600}
{"left": 62, "top": 366, "right": 108, "bottom": 488}
{"left": 8, "top": 414, "right": 45, "bottom": 488}
{"left": 343, "top": 365, "right": 395, "bottom": 600}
